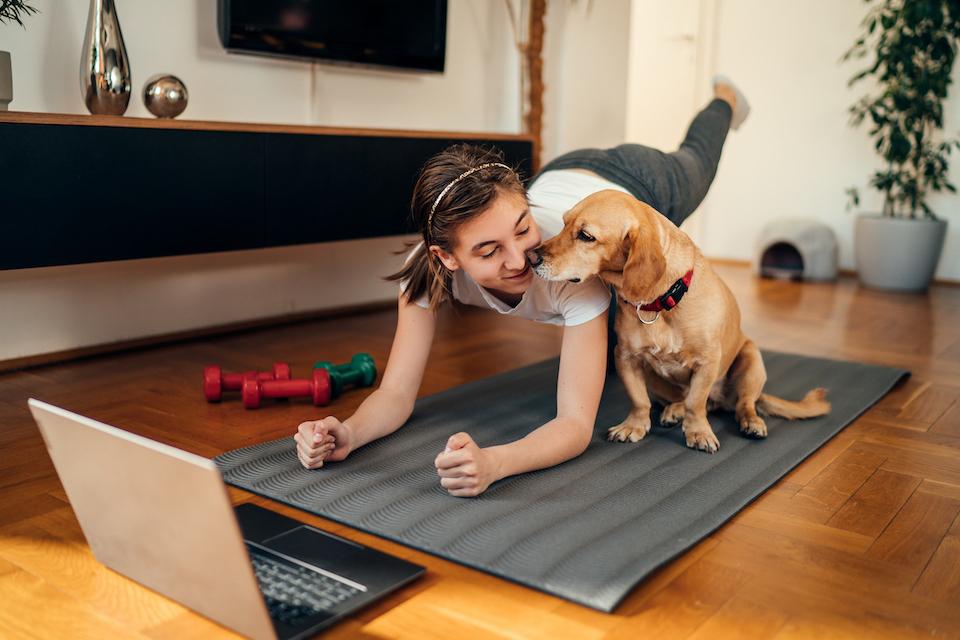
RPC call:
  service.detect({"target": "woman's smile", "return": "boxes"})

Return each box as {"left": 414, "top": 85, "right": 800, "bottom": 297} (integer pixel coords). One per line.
{"left": 504, "top": 264, "right": 532, "bottom": 281}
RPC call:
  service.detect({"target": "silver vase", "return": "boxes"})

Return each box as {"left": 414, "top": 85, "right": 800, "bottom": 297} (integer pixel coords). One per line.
{"left": 80, "top": 0, "right": 131, "bottom": 115}
{"left": 0, "top": 51, "right": 11, "bottom": 111}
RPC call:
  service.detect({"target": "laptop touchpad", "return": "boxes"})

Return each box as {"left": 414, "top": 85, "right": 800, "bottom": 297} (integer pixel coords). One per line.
{"left": 263, "top": 526, "right": 368, "bottom": 581}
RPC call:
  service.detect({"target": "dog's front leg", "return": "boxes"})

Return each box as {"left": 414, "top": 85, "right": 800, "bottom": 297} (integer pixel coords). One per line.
{"left": 607, "top": 345, "right": 653, "bottom": 443}
{"left": 682, "top": 360, "right": 722, "bottom": 453}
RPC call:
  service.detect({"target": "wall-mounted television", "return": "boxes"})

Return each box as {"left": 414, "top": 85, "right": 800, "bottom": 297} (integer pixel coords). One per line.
{"left": 217, "top": 0, "right": 448, "bottom": 73}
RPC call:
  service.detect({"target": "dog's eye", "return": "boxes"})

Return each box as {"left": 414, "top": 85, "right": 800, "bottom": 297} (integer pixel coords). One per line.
{"left": 577, "top": 229, "right": 596, "bottom": 242}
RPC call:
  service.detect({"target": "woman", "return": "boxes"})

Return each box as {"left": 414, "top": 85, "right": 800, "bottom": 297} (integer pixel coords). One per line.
{"left": 294, "top": 77, "right": 750, "bottom": 497}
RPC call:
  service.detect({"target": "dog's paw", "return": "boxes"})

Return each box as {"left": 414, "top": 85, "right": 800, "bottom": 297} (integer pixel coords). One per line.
{"left": 607, "top": 416, "right": 651, "bottom": 443}
{"left": 660, "top": 402, "right": 685, "bottom": 428}
{"left": 739, "top": 415, "right": 768, "bottom": 439}
{"left": 683, "top": 426, "right": 720, "bottom": 453}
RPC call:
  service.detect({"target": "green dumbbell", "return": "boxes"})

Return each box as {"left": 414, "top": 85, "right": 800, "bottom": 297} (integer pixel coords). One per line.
{"left": 313, "top": 353, "right": 377, "bottom": 398}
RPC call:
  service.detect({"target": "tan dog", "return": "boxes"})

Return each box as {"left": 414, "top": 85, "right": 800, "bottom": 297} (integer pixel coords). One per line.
{"left": 532, "top": 190, "right": 830, "bottom": 453}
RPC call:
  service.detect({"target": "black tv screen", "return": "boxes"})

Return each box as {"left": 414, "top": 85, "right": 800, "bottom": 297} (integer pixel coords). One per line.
{"left": 217, "top": 0, "right": 448, "bottom": 72}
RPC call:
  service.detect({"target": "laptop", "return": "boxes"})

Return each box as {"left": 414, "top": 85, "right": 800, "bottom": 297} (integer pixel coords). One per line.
{"left": 28, "top": 399, "right": 425, "bottom": 640}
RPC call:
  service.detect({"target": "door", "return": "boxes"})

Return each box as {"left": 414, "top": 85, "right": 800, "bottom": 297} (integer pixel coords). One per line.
{"left": 625, "top": 0, "right": 719, "bottom": 242}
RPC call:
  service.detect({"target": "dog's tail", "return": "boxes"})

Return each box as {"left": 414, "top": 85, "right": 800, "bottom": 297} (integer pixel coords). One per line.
{"left": 757, "top": 388, "right": 830, "bottom": 420}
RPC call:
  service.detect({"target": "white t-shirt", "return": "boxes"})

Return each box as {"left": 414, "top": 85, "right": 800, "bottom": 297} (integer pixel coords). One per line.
{"left": 401, "top": 169, "right": 632, "bottom": 326}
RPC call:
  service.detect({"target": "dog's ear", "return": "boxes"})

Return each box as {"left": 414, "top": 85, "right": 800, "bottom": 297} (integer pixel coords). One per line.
{"left": 620, "top": 226, "right": 666, "bottom": 303}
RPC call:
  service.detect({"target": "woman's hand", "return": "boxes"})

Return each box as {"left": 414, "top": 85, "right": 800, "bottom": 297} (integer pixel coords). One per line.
{"left": 434, "top": 432, "right": 502, "bottom": 497}
{"left": 294, "top": 417, "right": 354, "bottom": 469}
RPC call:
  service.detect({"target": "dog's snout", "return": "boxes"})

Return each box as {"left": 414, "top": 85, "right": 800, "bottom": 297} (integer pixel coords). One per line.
{"left": 527, "top": 247, "right": 544, "bottom": 267}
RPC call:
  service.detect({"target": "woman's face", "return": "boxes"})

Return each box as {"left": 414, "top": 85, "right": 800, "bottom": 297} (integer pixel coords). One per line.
{"left": 431, "top": 190, "right": 542, "bottom": 297}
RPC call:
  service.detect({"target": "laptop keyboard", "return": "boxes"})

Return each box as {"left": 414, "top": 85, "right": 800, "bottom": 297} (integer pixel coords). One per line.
{"left": 248, "top": 546, "right": 362, "bottom": 626}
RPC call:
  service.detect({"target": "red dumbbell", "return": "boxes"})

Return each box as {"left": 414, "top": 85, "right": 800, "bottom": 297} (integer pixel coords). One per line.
{"left": 242, "top": 368, "right": 332, "bottom": 409}
{"left": 203, "top": 363, "right": 291, "bottom": 402}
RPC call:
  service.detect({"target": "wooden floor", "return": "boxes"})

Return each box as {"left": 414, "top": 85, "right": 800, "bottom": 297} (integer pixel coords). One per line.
{"left": 1, "top": 263, "right": 959, "bottom": 639}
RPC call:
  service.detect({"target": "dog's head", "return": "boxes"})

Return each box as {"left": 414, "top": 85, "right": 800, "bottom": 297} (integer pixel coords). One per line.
{"left": 532, "top": 190, "right": 666, "bottom": 302}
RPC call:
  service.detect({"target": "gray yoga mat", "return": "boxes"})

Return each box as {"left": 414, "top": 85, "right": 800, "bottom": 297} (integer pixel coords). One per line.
{"left": 215, "top": 351, "right": 908, "bottom": 612}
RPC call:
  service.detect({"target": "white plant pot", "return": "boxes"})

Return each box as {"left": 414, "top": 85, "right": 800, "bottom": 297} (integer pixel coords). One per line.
{"left": 0, "top": 51, "right": 11, "bottom": 111}
{"left": 854, "top": 214, "right": 948, "bottom": 292}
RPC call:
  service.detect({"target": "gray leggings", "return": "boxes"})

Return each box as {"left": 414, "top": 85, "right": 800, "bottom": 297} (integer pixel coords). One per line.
{"left": 531, "top": 98, "right": 733, "bottom": 366}
{"left": 533, "top": 98, "right": 733, "bottom": 227}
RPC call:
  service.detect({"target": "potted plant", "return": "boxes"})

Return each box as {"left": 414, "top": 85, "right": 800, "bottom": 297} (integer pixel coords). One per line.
{"left": 843, "top": 0, "right": 959, "bottom": 292}
{"left": 0, "top": 0, "right": 38, "bottom": 111}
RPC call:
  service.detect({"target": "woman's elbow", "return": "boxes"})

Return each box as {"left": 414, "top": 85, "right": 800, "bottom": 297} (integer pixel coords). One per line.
{"left": 570, "top": 420, "right": 594, "bottom": 454}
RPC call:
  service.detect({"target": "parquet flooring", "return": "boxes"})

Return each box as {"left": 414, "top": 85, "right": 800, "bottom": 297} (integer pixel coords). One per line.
{"left": 1, "top": 264, "right": 958, "bottom": 638}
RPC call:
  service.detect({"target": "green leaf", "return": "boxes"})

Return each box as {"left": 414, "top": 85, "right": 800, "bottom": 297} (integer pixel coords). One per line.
{"left": 846, "top": 0, "right": 959, "bottom": 219}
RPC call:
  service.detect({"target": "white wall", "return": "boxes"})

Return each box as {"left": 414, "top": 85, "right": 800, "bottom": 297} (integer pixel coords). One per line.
{"left": 626, "top": 0, "right": 960, "bottom": 280}
{"left": 0, "top": 241, "right": 410, "bottom": 359}
{"left": 1, "top": 0, "right": 313, "bottom": 123}
{"left": 624, "top": 0, "right": 714, "bottom": 244}
{"left": 308, "top": 2, "right": 520, "bottom": 133}
{"left": 0, "top": 0, "right": 522, "bottom": 130}
{"left": 710, "top": 0, "right": 958, "bottom": 280}
{"left": 0, "top": 0, "right": 526, "bottom": 361}
{"left": 541, "top": 0, "right": 631, "bottom": 162}
{"left": 9, "top": 1, "right": 952, "bottom": 362}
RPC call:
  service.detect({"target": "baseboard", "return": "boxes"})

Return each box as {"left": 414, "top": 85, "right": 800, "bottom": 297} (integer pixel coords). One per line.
{"left": 0, "top": 300, "right": 395, "bottom": 374}
{"left": 5, "top": 257, "right": 958, "bottom": 373}
{"left": 705, "top": 256, "right": 960, "bottom": 287}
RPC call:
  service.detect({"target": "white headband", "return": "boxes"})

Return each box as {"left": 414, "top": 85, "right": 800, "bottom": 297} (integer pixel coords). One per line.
{"left": 427, "top": 162, "right": 512, "bottom": 234}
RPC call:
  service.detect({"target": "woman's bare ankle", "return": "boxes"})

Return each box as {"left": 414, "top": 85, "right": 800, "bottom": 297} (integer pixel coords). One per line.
{"left": 714, "top": 84, "right": 737, "bottom": 111}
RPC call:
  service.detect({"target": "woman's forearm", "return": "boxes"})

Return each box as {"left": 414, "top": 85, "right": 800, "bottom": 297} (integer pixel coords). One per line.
{"left": 485, "top": 417, "right": 592, "bottom": 481}
{"left": 343, "top": 387, "right": 414, "bottom": 450}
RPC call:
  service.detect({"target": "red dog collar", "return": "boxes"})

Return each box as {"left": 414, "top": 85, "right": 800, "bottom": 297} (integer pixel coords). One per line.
{"left": 638, "top": 269, "right": 694, "bottom": 312}
{"left": 621, "top": 269, "right": 694, "bottom": 324}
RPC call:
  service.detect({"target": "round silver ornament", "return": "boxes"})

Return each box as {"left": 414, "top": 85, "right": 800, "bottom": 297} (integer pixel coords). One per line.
{"left": 143, "top": 74, "right": 188, "bottom": 118}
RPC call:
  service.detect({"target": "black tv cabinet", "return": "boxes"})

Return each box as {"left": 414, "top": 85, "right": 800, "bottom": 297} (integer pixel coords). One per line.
{"left": 0, "top": 112, "right": 535, "bottom": 271}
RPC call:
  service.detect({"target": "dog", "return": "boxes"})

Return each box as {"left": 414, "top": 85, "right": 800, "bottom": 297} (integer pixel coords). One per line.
{"left": 532, "top": 189, "right": 830, "bottom": 453}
